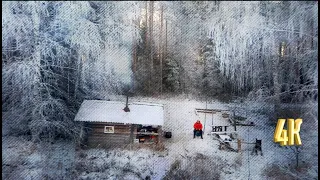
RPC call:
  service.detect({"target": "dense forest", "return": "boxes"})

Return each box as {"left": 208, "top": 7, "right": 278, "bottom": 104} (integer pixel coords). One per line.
{"left": 2, "top": 1, "right": 318, "bottom": 141}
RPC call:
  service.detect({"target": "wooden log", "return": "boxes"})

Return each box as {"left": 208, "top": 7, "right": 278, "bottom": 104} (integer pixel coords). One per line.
{"left": 196, "top": 110, "right": 217, "bottom": 114}
{"left": 210, "top": 131, "right": 237, "bottom": 134}
{"left": 236, "top": 122, "right": 255, "bottom": 126}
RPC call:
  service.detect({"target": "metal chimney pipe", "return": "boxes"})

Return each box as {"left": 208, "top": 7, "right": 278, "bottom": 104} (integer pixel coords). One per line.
{"left": 123, "top": 95, "right": 130, "bottom": 112}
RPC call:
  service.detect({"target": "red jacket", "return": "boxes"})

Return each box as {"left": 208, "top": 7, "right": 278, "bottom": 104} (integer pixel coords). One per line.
{"left": 194, "top": 122, "right": 203, "bottom": 130}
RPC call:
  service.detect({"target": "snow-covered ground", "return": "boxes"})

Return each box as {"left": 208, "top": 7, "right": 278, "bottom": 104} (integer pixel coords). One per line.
{"left": 2, "top": 136, "right": 75, "bottom": 180}
{"left": 2, "top": 96, "right": 318, "bottom": 179}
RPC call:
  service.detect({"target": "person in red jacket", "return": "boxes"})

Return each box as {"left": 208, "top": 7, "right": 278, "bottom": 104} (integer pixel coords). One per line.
{"left": 193, "top": 120, "right": 203, "bottom": 139}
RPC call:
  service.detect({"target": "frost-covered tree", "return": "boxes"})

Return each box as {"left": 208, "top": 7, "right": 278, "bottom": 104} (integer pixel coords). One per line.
{"left": 163, "top": 56, "right": 180, "bottom": 92}
{"left": 201, "top": 38, "right": 223, "bottom": 97}
{"left": 205, "top": 1, "right": 318, "bottom": 102}
{"left": 161, "top": 1, "right": 218, "bottom": 95}
{"left": 2, "top": 1, "right": 45, "bottom": 135}
{"left": 2, "top": 1, "right": 139, "bottom": 141}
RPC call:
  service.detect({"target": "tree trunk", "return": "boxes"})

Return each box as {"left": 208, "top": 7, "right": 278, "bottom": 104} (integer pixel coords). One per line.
{"left": 273, "top": 42, "right": 283, "bottom": 122}
{"left": 74, "top": 54, "right": 84, "bottom": 102}
{"left": 159, "top": 6, "right": 163, "bottom": 94}
{"left": 31, "top": 2, "right": 41, "bottom": 102}
{"left": 148, "top": 1, "right": 154, "bottom": 94}
{"left": 165, "top": 20, "right": 168, "bottom": 60}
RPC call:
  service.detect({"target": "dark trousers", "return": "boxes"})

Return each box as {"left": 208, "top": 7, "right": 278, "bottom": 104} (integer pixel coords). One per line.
{"left": 194, "top": 129, "right": 203, "bottom": 138}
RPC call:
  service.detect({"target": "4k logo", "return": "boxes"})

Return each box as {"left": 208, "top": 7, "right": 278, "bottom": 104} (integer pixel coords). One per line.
{"left": 274, "top": 119, "right": 302, "bottom": 146}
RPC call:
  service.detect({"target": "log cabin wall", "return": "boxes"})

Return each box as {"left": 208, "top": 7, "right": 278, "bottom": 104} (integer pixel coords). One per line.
{"left": 84, "top": 122, "right": 137, "bottom": 149}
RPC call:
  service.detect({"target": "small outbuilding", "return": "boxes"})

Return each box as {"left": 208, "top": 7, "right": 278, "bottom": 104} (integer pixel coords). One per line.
{"left": 74, "top": 99, "right": 164, "bottom": 149}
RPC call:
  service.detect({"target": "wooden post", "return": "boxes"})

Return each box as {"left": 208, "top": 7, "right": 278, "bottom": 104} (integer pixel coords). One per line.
{"left": 211, "top": 109, "right": 214, "bottom": 128}
{"left": 157, "top": 126, "right": 162, "bottom": 144}
{"left": 157, "top": 126, "right": 164, "bottom": 151}
{"left": 203, "top": 99, "right": 207, "bottom": 133}
{"left": 129, "top": 124, "right": 135, "bottom": 144}
{"left": 237, "top": 139, "right": 242, "bottom": 153}
{"left": 233, "top": 111, "right": 237, "bottom": 131}
{"left": 79, "top": 124, "right": 83, "bottom": 147}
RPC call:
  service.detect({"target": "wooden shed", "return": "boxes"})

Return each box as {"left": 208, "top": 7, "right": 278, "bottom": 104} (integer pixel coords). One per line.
{"left": 74, "top": 100, "right": 164, "bottom": 149}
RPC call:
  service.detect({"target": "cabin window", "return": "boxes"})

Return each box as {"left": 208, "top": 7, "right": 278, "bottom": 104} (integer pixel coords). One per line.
{"left": 104, "top": 126, "right": 114, "bottom": 133}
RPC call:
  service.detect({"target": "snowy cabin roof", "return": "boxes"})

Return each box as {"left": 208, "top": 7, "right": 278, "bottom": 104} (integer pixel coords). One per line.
{"left": 74, "top": 100, "right": 164, "bottom": 126}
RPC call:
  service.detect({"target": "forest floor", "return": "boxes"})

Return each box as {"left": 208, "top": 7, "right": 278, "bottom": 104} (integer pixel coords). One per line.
{"left": 2, "top": 95, "right": 318, "bottom": 180}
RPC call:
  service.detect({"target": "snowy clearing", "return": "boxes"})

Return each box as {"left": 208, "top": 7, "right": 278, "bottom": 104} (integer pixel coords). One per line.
{"left": 2, "top": 97, "right": 318, "bottom": 180}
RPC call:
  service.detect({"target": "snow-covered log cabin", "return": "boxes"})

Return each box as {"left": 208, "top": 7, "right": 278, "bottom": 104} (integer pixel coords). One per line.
{"left": 74, "top": 99, "right": 164, "bottom": 149}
